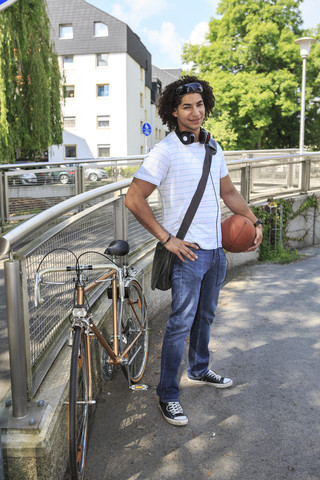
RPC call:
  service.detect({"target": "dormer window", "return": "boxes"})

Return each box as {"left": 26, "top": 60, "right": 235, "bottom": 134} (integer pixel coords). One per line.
{"left": 94, "top": 22, "right": 108, "bottom": 37}
{"left": 59, "top": 24, "right": 73, "bottom": 39}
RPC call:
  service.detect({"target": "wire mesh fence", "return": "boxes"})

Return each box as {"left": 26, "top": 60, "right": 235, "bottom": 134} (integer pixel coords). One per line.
{"left": 12, "top": 184, "right": 162, "bottom": 396}
{"left": 0, "top": 158, "right": 145, "bottom": 224}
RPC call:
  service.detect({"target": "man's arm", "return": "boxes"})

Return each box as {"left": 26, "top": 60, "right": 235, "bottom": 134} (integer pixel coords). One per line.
{"left": 124, "top": 178, "right": 167, "bottom": 242}
{"left": 124, "top": 178, "right": 199, "bottom": 262}
{"left": 220, "top": 175, "right": 262, "bottom": 251}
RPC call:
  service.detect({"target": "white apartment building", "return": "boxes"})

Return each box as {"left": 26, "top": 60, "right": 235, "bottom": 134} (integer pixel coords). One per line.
{"left": 46, "top": 0, "right": 180, "bottom": 161}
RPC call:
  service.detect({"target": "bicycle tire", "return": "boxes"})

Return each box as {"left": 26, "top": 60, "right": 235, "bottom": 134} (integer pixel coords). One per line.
{"left": 120, "top": 279, "right": 148, "bottom": 383}
{"left": 69, "top": 326, "right": 90, "bottom": 480}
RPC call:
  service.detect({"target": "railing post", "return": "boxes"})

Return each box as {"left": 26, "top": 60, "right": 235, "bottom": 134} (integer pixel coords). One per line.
{"left": 76, "top": 164, "right": 85, "bottom": 196}
{"left": 0, "top": 172, "right": 4, "bottom": 231}
{"left": 2, "top": 172, "right": 10, "bottom": 223}
{"left": 301, "top": 156, "right": 311, "bottom": 193}
{"left": 4, "top": 256, "right": 28, "bottom": 418}
{"left": 240, "top": 165, "right": 251, "bottom": 202}
{"left": 113, "top": 195, "right": 127, "bottom": 265}
{"left": 0, "top": 430, "right": 4, "bottom": 480}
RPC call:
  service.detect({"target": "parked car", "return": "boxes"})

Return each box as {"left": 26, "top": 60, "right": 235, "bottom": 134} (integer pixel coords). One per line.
{"left": 33, "top": 166, "right": 54, "bottom": 184}
{"left": 47, "top": 166, "right": 76, "bottom": 184}
{"left": 84, "top": 166, "right": 108, "bottom": 182}
{"left": 7, "top": 168, "right": 37, "bottom": 186}
{"left": 48, "top": 165, "right": 108, "bottom": 184}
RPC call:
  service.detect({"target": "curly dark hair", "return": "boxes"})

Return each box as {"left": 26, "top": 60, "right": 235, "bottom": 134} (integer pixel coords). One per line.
{"left": 157, "top": 75, "right": 215, "bottom": 131}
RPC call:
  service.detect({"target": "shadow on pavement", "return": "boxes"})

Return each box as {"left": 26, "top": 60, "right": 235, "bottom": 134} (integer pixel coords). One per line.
{"left": 83, "top": 247, "right": 320, "bottom": 480}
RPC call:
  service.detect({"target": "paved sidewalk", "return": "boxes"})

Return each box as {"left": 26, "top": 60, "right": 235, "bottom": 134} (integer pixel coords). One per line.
{"left": 81, "top": 246, "right": 320, "bottom": 480}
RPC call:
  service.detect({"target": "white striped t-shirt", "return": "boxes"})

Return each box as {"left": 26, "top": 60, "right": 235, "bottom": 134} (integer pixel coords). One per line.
{"left": 135, "top": 131, "right": 229, "bottom": 249}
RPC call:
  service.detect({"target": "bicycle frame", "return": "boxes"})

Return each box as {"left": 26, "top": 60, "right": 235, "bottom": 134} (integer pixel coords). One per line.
{"left": 35, "top": 262, "right": 144, "bottom": 370}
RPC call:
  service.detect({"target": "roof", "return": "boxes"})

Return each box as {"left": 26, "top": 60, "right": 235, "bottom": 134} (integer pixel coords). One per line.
{"left": 152, "top": 66, "right": 182, "bottom": 89}
{"left": 46, "top": 0, "right": 152, "bottom": 88}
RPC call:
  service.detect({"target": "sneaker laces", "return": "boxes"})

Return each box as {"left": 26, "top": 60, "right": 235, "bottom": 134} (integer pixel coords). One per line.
{"left": 206, "top": 370, "right": 221, "bottom": 381}
{"left": 167, "top": 402, "right": 184, "bottom": 415}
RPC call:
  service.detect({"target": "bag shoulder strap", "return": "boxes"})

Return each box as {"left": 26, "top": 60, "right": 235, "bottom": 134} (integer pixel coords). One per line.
{"left": 176, "top": 140, "right": 217, "bottom": 240}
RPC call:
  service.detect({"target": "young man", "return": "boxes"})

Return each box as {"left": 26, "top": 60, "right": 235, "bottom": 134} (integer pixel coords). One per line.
{"left": 124, "top": 76, "right": 262, "bottom": 426}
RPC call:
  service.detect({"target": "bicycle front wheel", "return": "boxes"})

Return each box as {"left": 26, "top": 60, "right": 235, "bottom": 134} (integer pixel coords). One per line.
{"left": 120, "top": 279, "right": 148, "bottom": 383}
{"left": 69, "top": 326, "right": 90, "bottom": 480}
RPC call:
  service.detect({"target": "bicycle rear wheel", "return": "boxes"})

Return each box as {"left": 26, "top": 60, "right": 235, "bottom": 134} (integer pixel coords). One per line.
{"left": 120, "top": 279, "right": 148, "bottom": 383}
{"left": 69, "top": 326, "right": 90, "bottom": 480}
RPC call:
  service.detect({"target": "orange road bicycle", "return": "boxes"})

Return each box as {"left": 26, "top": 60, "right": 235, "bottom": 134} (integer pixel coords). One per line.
{"left": 34, "top": 240, "right": 149, "bottom": 480}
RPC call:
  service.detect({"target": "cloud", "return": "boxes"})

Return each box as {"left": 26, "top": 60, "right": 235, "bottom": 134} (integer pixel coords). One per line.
{"left": 189, "top": 21, "right": 209, "bottom": 45}
{"left": 144, "top": 22, "right": 186, "bottom": 66}
{"left": 111, "top": 0, "right": 169, "bottom": 31}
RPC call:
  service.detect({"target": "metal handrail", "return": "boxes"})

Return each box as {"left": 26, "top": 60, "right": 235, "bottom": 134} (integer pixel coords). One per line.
{"left": 226, "top": 151, "right": 320, "bottom": 166}
{"left": 0, "top": 149, "right": 317, "bottom": 172}
{"left": 0, "top": 155, "right": 145, "bottom": 170}
{"left": 0, "top": 179, "right": 131, "bottom": 256}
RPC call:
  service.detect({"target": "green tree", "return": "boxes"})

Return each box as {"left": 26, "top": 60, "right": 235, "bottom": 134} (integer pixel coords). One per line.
{"left": 304, "top": 25, "right": 320, "bottom": 150}
{"left": 0, "top": 0, "right": 63, "bottom": 163}
{"left": 183, "top": 0, "right": 320, "bottom": 151}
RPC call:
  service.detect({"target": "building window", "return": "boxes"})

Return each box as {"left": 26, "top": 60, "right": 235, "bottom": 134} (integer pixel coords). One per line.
{"left": 94, "top": 22, "right": 108, "bottom": 37}
{"left": 63, "top": 55, "right": 74, "bottom": 68}
{"left": 59, "top": 24, "right": 73, "bottom": 39}
{"left": 65, "top": 85, "right": 75, "bottom": 98}
{"left": 140, "top": 146, "right": 144, "bottom": 155}
{"left": 96, "top": 53, "right": 108, "bottom": 67}
{"left": 64, "top": 145, "right": 77, "bottom": 158}
{"left": 140, "top": 66, "right": 144, "bottom": 81}
{"left": 63, "top": 116, "right": 76, "bottom": 128}
{"left": 97, "top": 115, "right": 110, "bottom": 128}
{"left": 140, "top": 93, "right": 143, "bottom": 107}
{"left": 97, "top": 84, "right": 109, "bottom": 97}
{"left": 98, "top": 145, "right": 110, "bottom": 158}
{"left": 140, "top": 121, "right": 143, "bottom": 133}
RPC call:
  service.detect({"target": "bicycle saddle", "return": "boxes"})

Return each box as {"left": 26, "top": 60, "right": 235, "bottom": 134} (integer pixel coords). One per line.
{"left": 105, "top": 240, "right": 130, "bottom": 256}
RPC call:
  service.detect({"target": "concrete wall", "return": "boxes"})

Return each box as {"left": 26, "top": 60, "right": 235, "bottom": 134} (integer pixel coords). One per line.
{"left": 1, "top": 193, "right": 319, "bottom": 479}
{"left": 286, "top": 194, "right": 320, "bottom": 249}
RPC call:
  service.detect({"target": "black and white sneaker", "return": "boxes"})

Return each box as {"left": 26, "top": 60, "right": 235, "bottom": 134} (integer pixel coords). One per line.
{"left": 188, "top": 369, "right": 233, "bottom": 388}
{"left": 159, "top": 401, "right": 188, "bottom": 426}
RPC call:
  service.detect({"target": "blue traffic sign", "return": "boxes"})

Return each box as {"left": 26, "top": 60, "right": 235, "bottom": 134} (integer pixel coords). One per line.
{"left": 0, "top": 0, "right": 19, "bottom": 10}
{"left": 142, "top": 123, "right": 152, "bottom": 136}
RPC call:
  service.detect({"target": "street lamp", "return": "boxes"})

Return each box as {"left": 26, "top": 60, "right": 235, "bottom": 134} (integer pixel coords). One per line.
{"left": 294, "top": 37, "right": 316, "bottom": 153}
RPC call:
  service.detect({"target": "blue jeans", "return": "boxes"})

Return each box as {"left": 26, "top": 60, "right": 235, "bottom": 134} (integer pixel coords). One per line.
{"left": 156, "top": 247, "right": 227, "bottom": 402}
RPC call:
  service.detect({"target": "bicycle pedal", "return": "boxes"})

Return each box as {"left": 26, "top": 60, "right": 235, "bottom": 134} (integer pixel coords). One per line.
{"left": 129, "top": 384, "right": 149, "bottom": 391}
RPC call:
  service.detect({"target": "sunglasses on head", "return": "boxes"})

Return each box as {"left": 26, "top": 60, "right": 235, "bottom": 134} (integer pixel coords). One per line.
{"left": 175, "top": 82, "right": 203, "bottom": 97}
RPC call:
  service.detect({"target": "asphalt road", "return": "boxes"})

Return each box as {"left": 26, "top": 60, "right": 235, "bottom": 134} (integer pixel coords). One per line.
{"left": 80, "top": 246, "right": 320, "bottom": 480}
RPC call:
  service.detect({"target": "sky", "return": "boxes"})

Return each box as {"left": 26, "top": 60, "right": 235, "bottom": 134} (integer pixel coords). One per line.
{"left": 88, "top": 0, "right": 319, "bottom": 69}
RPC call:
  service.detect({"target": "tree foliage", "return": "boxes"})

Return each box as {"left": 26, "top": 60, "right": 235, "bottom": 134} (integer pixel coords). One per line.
{"left": 0, "top": 0, "right": 63, "bottom": 162}
{"left": 182, "top": 0, "right": 320, "bottom": 151}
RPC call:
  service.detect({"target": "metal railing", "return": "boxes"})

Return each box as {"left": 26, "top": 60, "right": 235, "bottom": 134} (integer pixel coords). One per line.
{"left": 1, "top": 148, "right": 320, "bottom": 418}
{"left": 0, "top": 156, "right": 144, "bottom": 224}
{"left": 0, "top": 180, "right": 163, "bottom": 417}
{"left": 1, "top": 150, "right": 320, "bottom": 228}
{"left": 226, "top": 152, "right": 320, "bottom": 202}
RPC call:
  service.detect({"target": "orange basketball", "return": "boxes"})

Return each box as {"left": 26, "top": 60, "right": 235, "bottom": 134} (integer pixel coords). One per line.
{"left": 221, "top": 214, "right": 255, "bottom": 253}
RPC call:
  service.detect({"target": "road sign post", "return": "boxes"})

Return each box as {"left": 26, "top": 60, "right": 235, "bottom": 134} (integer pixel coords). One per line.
{"left": 142, "top": 123, "right": 152, "bottom": 154}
